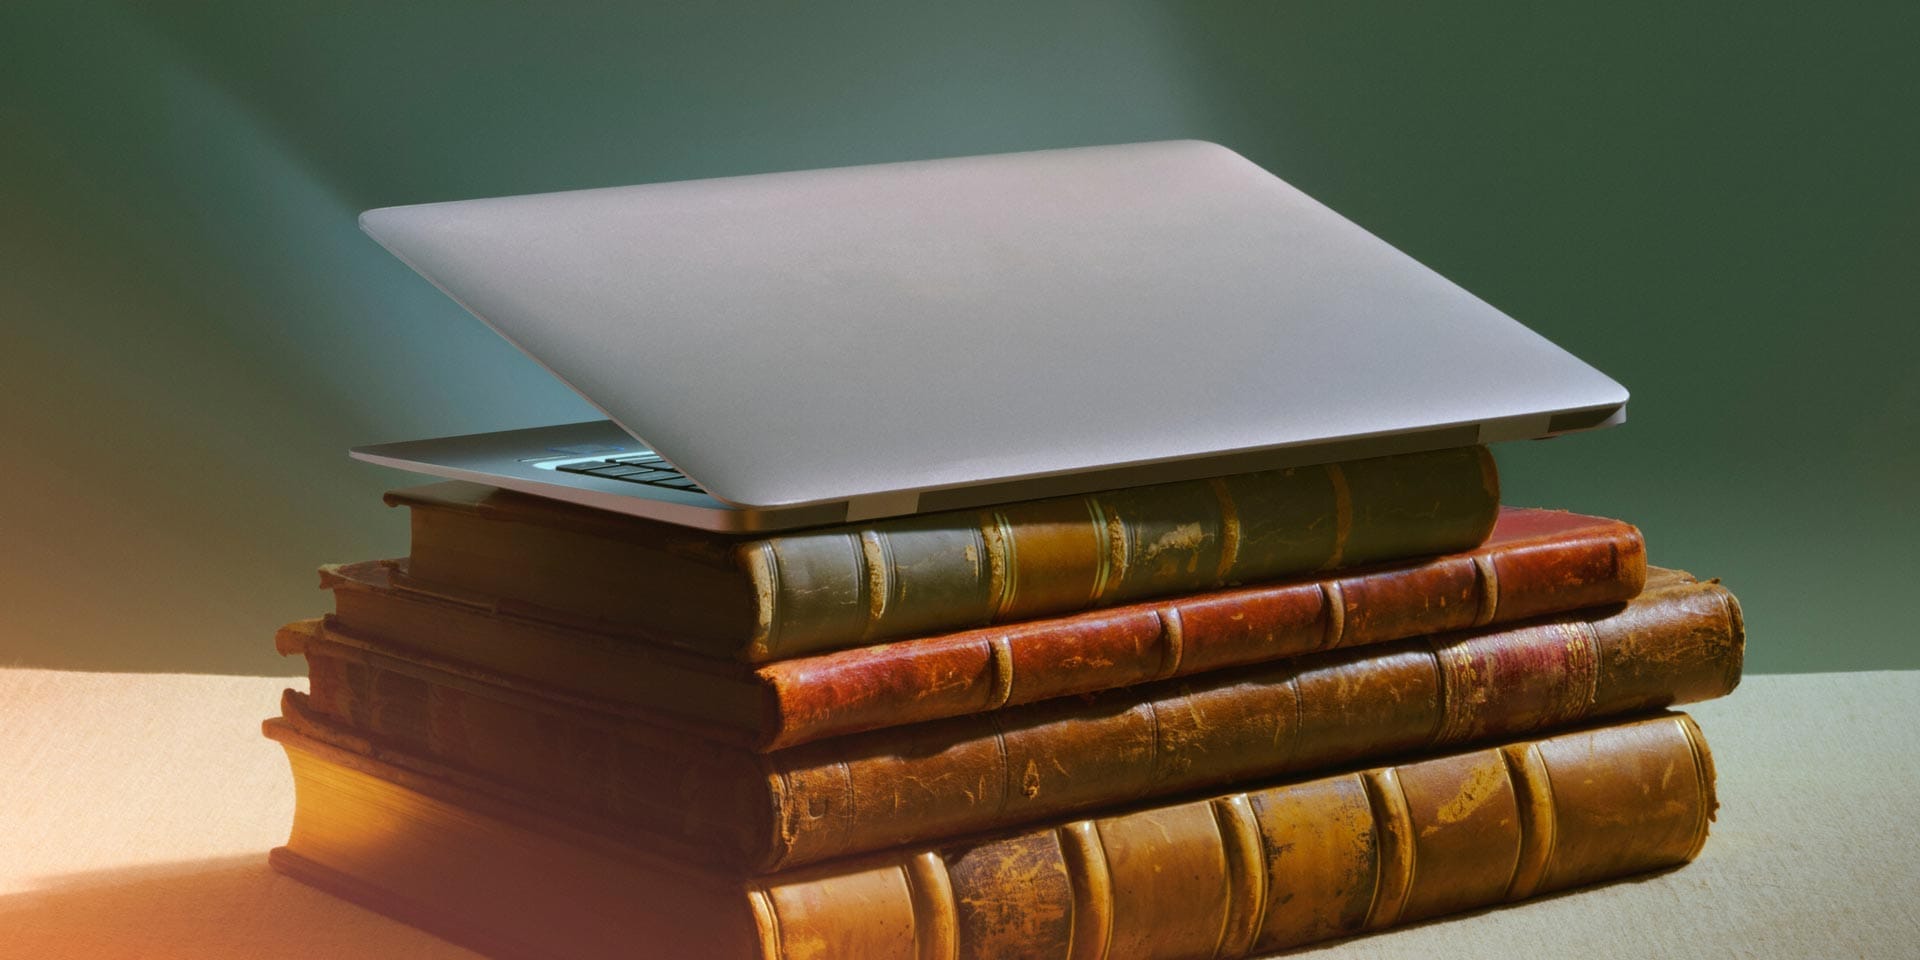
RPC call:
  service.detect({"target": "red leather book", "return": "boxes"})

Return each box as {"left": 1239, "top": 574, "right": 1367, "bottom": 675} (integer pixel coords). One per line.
{"left": 280, "top": 567, "right": 1739, "bottom": 872}
{"left": 321, "top": 507, "right": 1646, "bottom": 750}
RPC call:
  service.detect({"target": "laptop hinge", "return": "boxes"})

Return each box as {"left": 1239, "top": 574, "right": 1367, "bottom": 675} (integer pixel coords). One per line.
{"left": 844, "top": 491, "right": 921, "bottom": 522}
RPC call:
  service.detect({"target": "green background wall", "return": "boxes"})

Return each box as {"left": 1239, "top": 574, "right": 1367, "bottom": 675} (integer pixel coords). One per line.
{"left": 3, "top": 2, "right": 1914, "bottom": 676}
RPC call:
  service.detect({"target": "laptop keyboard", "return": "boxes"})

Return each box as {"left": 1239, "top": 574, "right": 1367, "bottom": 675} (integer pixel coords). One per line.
{"left": 555, "top": 454, "right": 704, "bottom": 492}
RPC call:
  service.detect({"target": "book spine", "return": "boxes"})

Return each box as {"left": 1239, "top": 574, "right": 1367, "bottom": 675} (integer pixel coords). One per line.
{"left": 283, "top": 621, "right": 782, "bottom": 867}
{"left": 766, "top": 574, "right": 1738, "bottom": 868}
{"left": 752, "top": 714, "right": 1716, "bottom": 959}
{"left": 743, "top": 445, "right": 1497, "bottom": 660}
{"left": 265, "top": 726, "right": 769, "bottom": 960}
{"left": 282, "top": 572, "right": 1739, "bottom": 872}
{"left": 761, "top": 507, "right": 1643, "bottom": 747}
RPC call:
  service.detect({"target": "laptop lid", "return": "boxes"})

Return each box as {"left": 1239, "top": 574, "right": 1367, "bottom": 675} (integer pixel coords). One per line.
{"left": 358, "top": 140, "right": 1626, "bottom": 511}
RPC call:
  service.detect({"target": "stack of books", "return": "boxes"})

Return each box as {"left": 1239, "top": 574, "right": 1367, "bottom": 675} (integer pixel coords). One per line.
{"left": 264, "top": 443, "right": 1743, "bottom": 958}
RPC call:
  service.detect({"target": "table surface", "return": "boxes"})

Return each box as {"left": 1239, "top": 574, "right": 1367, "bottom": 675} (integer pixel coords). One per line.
{"left": 2, "top": 667, "right": 1915, "bottom": 959}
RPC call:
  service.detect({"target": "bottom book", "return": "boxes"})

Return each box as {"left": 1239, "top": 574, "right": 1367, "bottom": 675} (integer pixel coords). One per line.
{"left": 265, "top": 712, "right": 1715, "bottom": 960}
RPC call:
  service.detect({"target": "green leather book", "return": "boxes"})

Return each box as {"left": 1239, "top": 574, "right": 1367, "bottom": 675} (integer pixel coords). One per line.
{"left": 278, "top": 568, "right": 1739, "bottom": 871}
{"left": 387, "top": 445, "right": 1498, "bottom": 661}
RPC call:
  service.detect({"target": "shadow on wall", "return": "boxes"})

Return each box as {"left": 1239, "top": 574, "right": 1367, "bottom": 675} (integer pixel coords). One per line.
{"left": 0, "top": 1, "right": 1212, "bottom": 675}
{"left": 3, "top": 2, "right": 1916, "bottom": 674}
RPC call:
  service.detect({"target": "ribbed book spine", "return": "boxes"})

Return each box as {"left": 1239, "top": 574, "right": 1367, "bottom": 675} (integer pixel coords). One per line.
{"left": 264, "top": 713, "right": 1716, "bottom": 959}
{"left": 741, "top": 445, "right": 1497, "bottom": 658}
{"left": 281, "top": 568, "right": 1741, "bottom": 871}
{"left": 759, "top": 506, "right": 1641, "bottom": 745}
{"left": 392, "top": 445, "right": 1498, "bottom": 661}
{"left": 746, "top": 714, "right": 1716, "bottom": 959}
{"left": 322, "top": 506, "right": 1644, "bottom": 749}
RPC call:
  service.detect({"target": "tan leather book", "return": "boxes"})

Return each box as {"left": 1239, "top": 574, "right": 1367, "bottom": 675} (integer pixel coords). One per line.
{"left": 265, "top": 713, "right": 1716, "bottom": 960}
{"left": 387, "top": 445, "right": 1497, "bottom": 661}
{"left": 322, "top": 506, "right": 1645, "bottom": 749}
{"left": 278, "top": 567, "right": 1740, "bottom": 872}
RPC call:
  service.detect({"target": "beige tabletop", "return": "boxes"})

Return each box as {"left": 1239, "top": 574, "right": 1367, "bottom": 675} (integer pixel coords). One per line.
{"left": 1, "top": 668, "right": 1914, "bottom": 959}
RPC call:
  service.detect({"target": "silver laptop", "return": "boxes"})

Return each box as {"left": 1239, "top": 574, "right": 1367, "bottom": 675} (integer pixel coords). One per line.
{"left": 353, "top": 140, "right": 1626, "bottom": 532}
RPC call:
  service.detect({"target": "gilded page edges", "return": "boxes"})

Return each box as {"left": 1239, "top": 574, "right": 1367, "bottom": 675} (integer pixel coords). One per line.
{"left": 1359, "top": 767, "right": 1415, "bottom": 932}
{"left": 1209, "top": 794, "right": 1268, "bottom": 960}
{"left": 1499, "top": 742, "right": 1557, "bottom": 901}
{"left": 1058, "top": 820, "right": 1115, "bottom": 960}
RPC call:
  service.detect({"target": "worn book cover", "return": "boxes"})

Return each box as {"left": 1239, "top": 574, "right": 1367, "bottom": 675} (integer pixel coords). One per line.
{"left": 265, "top": 713, "right": 1716, "bottom": 960}
{"left": 324, "top": 505, "right": 1643, "bottom": 748}
{"left": 387, "top": 444, "right": 1498, "bottom": 660}
{"left": 281, "top": 567, "right": 1740, "bottom": 871}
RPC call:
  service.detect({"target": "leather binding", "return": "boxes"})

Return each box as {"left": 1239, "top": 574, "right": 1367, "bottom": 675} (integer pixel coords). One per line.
{"left": 387, "top": 445, "right": 1497, "bottom": 661}
{"left": 278, "top": 567, "right": 1740, "bottom": 872}
{"left": 264, "top": 713, "right": 1717, "bottom": 960}
{"left": 323, "top": 505, "right": 1644, "bottom": 749}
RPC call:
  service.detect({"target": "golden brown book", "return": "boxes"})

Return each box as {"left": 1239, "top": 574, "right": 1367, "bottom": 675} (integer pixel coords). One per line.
{"left": 265, "top": 713, "right": 1716, "bottom": 960}
{"left": 388, "top": 445, "right": 1497, "bottom": 661}
{"left": 277, "top": 567, "right": 1741, "bottom": 872}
